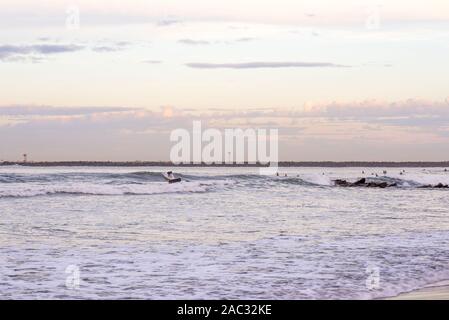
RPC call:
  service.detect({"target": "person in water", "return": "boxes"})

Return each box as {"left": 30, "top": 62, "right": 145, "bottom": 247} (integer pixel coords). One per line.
{"left": 166, "top": 171, "right": 175, "bottom": 179}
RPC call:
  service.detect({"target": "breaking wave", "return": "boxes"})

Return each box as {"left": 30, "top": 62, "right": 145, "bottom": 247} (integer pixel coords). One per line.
{"left": 0, "top": 180, "right": 235, "bottom": 198}
{"left": 1, "top": 170, "right": 448, "bottom": 198}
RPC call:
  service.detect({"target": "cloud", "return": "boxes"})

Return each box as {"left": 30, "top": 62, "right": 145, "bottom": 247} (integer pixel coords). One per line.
{"left": 235, "top": 37, "right": 255, "bottom": 42}
{"left": 2, "top": 100, "right": 449, "bottom": 161}
{"left": 301, "top": 99, "right": 449, "bottom": 123}
{"left": 186, "top": 61, "right": 350, "bottom": 69}
{"left": 4, "top": 99, "right": 442, "bottom": 130}
{"left": 0, "top": 44, "right": 85, "bottom": 62}
{"left": 142, "top": 60, "right": 162, "bottom": 64}
{"left": 0, "top": 105, "right": 133, "bottom": 117}
{"left": 178, "top": 38, "right": 256, "bottom": 46}
{"left": 156, "top": 18, "right": 182, "bottom": 27}
{"left": 178, "top": 39, "right": 211, "bottom": 45}
{"left": 0, "top": 40, "right": 134, "bottom": 62}
{"left": 91, "top": 46, "right": 122, "bottom": 52}
{"left": 91, "top": 41, "right": 130, "bottom": 52}
{"left": 198, "top": 99, "right": 449, "bottom": 130}
{"left": 0, "top": 106, "right": 194, "bottom": 161}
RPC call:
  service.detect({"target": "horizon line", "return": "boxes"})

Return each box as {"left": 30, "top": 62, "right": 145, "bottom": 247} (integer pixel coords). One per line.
{"left": 1, "top": 160, "right": 449, "bottom": 168}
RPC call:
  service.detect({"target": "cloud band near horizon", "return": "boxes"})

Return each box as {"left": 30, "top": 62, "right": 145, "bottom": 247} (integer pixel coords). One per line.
{"left": 185, "top": 61, "right": 350, "bottom": 69}
{"left": 0, "top": 44, "right": 84, "bottom": 61}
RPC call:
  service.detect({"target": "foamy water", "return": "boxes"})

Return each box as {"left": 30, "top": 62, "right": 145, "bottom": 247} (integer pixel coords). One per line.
{"left": 1, "top": 166, "right": 448, "bottom": 299}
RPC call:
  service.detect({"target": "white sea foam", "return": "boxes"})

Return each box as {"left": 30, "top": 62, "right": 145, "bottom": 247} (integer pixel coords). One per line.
{"left": 299, "top": 173, "right": 333, "bottom": 186}
{"left": 0, "top": 180, "right": 235, "bottom": 198}
{"left": 386, "top": 172, "right": 449, "bottom": 186}
{"left": 2, "top": 232, "right": 449, "bottom": 299}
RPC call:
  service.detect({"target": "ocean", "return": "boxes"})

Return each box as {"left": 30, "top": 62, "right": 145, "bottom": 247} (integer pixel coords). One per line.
{"left": 1, "top": 165, "right": 448, "bottom": 299}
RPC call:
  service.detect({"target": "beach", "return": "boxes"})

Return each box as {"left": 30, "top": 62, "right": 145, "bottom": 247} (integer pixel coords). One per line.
{"left": 387, "top": 281, "right": 449, "bottom": 300}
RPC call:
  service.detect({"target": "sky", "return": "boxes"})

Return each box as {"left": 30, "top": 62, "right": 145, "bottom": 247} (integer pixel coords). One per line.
{"left": 1, "top": 0, "right": 449, "bottom": 161}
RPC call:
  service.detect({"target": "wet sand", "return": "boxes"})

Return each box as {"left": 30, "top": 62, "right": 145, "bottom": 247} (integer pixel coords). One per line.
{"left": 386, "top": 281, "right": 449, "bottom": 300}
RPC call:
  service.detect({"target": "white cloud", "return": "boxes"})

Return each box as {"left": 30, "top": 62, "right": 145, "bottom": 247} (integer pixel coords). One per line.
{"left": 186, "top": 61, "right": 349, "bottom": 69}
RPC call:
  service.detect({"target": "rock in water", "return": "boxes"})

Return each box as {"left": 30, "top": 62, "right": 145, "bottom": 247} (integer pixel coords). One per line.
{"left": 333, "top": 178, "right": 396, "bottom": 188}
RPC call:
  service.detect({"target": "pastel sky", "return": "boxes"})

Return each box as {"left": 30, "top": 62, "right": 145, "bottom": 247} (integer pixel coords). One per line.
{"left": 1, "top": 1, "right": 449, "bottom": 161}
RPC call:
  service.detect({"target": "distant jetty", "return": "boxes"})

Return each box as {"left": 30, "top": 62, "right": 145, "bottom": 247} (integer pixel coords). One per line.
{"left": 1, "top": 161, "right": 449, "bottom": 168}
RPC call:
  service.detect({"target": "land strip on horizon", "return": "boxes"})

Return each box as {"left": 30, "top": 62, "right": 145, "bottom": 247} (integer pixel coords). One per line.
{"left": 1, "top": 161, "right": 449, "bottom": 168}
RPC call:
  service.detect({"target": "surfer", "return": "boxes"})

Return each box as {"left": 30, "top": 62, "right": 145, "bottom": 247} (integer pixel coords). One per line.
{"left": 166, "top": 171, "right": 174, "bottom": 179}
{"left": 163, "top": 171, "right": 182, "bottom": 183}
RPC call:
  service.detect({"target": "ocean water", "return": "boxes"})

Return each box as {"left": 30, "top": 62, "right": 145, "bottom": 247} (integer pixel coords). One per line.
{"left": 0, "top": 165, "right": 449, "bottom": 299}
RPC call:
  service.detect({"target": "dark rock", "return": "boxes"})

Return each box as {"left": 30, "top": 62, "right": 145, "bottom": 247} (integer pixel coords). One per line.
{"left": 334, "top": 179, "right": 350, "bottom": 186}
{"left": 333, "top": 178, "right": 395, "bottom": 188}
{"left": 435, "top": 183, "right": 449, "bottom": 188}
{"left": 353, "top": 178, "right": 366, "bottom": 185}
{"left": 419, "top": 183, "right": 449, "bottom": 189}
